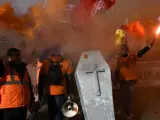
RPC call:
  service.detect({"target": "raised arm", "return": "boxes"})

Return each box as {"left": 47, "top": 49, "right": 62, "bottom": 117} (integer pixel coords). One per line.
{"left": 137, "top": 38, "right": 155, "bottom": 58}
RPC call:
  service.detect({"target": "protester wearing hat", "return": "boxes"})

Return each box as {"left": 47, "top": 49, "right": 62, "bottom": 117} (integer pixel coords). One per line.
{"left": 116, "top": 39, "right": 155, "bottom": 119}
{"left": 38, "top": 44, "right": 74, "bottom": 120}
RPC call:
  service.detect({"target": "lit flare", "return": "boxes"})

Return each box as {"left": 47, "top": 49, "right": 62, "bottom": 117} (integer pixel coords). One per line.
{"left": 156, "top": 26, "right": 160, "bottom": 36}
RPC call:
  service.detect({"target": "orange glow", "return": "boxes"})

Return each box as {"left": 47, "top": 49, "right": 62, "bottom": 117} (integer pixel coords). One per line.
{"left": 74, "top": 108, "right": 78, "bottom": 112}
{"left": 128, "top": 21, "right": 145, "bottom": 38}
{"left": 0, "top": 2, "right": 43, "bottom": 40}
{"left": 156, "top": 26, "right": 160, "bottom": 36}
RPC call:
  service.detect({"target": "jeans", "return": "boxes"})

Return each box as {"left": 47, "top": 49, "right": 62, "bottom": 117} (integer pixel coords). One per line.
{"left": 3, "top": 107, "right": 27, "bottom": 120}
{"left": 47, "top": 94, "right": 66, "bottom": 120}
{"left": 119, "top": 80, "right": 137, "bottom": 115}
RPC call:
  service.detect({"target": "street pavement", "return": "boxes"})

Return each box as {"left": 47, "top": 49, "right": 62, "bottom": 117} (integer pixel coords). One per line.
{"left": 114, "top": 87, "right": 160, "bottom": 120}
{"left": 27, "top": 87, "right": 160, "bottom": 120}
{"left": 141, "top": 100, "right": 160, "bottom": 120}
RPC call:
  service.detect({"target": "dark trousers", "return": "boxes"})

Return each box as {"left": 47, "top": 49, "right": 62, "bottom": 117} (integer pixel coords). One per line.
{"left": 119, "top": 80, "right": 137, "bottom": 115}
{"left": 3, "top": 107, "right": 27, "bottom": 120}
{"left": 0, "top": 109, "right": 4, "bottom": 120}
{"left": 47, "top": 94, "right": 66, "bottom": 120}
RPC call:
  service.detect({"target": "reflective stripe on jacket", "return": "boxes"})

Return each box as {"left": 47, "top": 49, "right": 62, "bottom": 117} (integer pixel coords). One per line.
{"left": 0, "top": 64, "right": 31, "bottom": 109}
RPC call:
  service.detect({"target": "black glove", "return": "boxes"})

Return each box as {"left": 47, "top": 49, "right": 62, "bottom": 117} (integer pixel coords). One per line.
{"left": 29, "top": 101, "right": 40, "bottom": 113}
{"left": 38, "top": 91, "right": 43, "bottom": 102}
{"left": 68, "top": 93, "right": 74, "bottom": 101}
{"left": 150, "top": 38, "right": 156, "bottom": 47}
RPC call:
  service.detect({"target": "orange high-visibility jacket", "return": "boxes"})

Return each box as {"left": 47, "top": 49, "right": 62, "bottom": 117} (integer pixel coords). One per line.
{"left": 119, "top": 55, "right": 138, "bottom": 81}
{"left": 39, "top": 58, "right": 73, "bottom": 95}
{"left": 0, "top": 64, "right": 32, "bottom": 109}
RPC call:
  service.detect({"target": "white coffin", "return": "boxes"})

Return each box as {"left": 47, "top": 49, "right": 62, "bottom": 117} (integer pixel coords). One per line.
{"left": 75, "top": 50, "right": 115, "bottom": 120}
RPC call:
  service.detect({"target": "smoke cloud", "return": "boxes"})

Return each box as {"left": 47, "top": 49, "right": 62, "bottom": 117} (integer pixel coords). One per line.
{"left": 0, "top": 0, "right": 160, "bottom": 63}
{"left": 0, "top": 0, "right": 41, "bottom": 15}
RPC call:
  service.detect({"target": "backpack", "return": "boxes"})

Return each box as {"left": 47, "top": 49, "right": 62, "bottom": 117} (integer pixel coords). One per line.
{"left": 46, "top": 59, "right": 64, "bottom": 85}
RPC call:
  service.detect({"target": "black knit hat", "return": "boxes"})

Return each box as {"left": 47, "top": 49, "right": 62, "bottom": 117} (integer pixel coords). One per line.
{"left": 50, "top": 44, "right": 61, "bottom": 56}
{"left": 7, "top": 48, "right": 20, "bottom": 57}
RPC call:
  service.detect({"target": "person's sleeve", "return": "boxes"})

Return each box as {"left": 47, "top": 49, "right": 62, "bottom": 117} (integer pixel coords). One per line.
{"left": 25, "top": 66, "right": 35, "bottom": 103}
{"left": 115, "top": 58, "right": 121, "bottom": 83}
{"left": 29, "top": 75, "right": 35, "bottom": 102}
{"left": 67, "top": 60, "right": 73, "bottom": 75}
{"left": 38, "top": 61, "right": 47, "bottom": 101}
{"left": 66, "top": 60, "right": 74, "bottom": 94}
{"left": 0, "top": 61, "right": 5, "bottom": 77}
{"left": 137, "top": 38, "right": 155, "bottom": 58}
{"left": 137, "top": 46, "right": 151, "bottom": 58}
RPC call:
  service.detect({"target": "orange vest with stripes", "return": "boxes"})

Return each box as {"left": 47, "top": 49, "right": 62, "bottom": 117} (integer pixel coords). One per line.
{"left": 0, "top": 64, "right": 31, "bottom": 109}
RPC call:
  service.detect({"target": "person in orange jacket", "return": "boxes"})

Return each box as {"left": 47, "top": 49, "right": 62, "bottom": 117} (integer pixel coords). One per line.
{"left": 116, "top": 39, "right": 155, "bottom": 120}
{"left": 0, "top": 48, "right": 35, "bottom": 120}
{"left": 0, "top": 58, "right": 5, "bottom": 120}
{"left": 38, "top": 44, "right": 74, "bottom": 120}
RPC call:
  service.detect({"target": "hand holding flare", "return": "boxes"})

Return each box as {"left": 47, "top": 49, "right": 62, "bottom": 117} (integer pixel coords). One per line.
{"left": 156, "top": 26, "right": 160, "bottom": 38}
{"left": 151, "top": 26, "right": 160, "bottom": 47}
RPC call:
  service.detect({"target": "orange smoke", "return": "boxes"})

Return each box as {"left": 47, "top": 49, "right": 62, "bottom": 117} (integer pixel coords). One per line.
{"left": 0, "top": 2, "right": 43, "bottom": 40}
{"left": 0, "top": 2, "right": 147, "bottom": 41}
{"left": 128, "top": 21, "right": 145, "bottom": 38}
{"left": 0, "top": 3, "right": 32, "bottom": 30}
